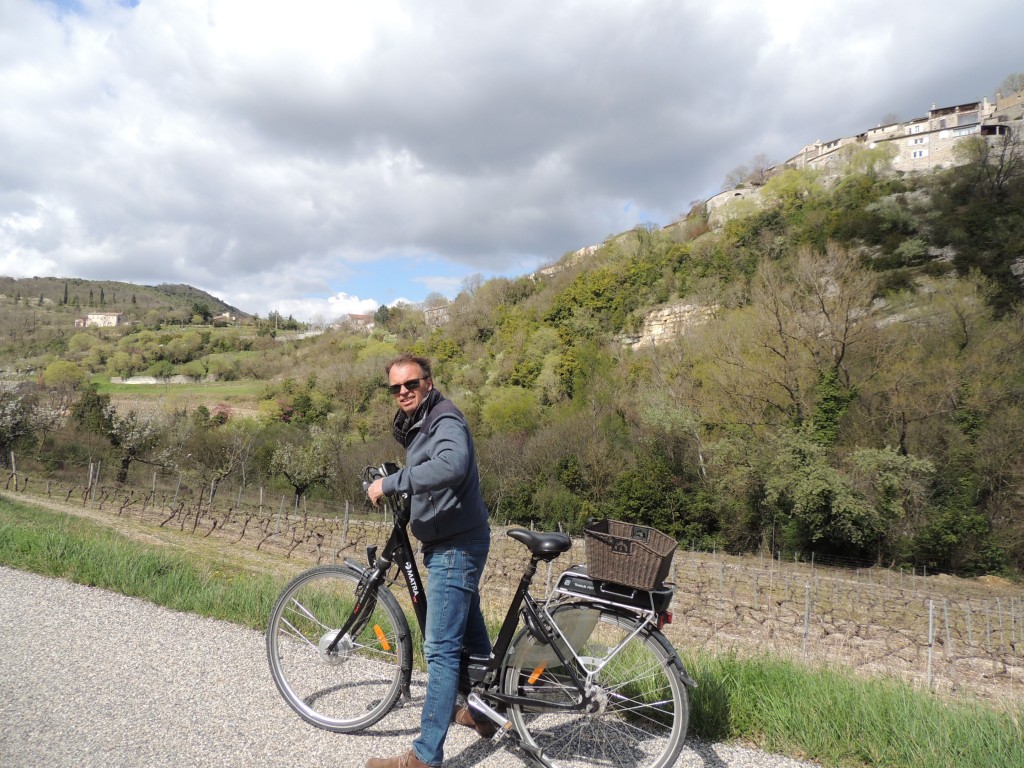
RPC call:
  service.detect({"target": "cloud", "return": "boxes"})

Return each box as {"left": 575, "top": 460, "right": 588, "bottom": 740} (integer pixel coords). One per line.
{"left": 2, "top": 0, "right": 1022, "bottom": 319}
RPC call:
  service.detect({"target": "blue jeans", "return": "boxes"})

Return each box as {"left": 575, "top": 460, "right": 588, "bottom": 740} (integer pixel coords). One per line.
{"left": 412, "top": 537, "right": 491, "bottom": 767}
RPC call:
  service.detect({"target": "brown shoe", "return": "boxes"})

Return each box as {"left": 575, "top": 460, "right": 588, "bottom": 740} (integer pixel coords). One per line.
{"left": 365, "top": 748, "right": 432, "bottom": 768}
{"left": 452, "top": 704, "right": 497, "bottom": 739}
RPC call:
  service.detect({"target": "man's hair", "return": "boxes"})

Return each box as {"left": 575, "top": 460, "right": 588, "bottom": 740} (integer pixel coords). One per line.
{"left": 385, "top": 353, "right": 432, "bottom": 380}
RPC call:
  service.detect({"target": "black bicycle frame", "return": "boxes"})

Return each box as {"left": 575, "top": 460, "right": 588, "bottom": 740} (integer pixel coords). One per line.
{"left": 329, "top": 510, "right": 591, "bottom": 714}
{"left": 479, "top": 552, "right": 590, "bottom": 711}
{"left": 325, "top": 514, "right": 427, "bottom": 653}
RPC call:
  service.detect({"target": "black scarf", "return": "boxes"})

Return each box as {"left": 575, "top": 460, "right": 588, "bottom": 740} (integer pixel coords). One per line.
{"left": 392, "top": 388, "right": 445, "bottom": 448}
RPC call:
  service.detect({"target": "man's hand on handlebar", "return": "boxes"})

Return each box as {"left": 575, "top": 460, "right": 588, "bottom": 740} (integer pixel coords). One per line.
{"left": 367, "top": 477, "right": 385, "bottom": 507}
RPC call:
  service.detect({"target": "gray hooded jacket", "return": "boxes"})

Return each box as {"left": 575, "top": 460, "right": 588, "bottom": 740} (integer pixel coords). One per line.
{"left": 381, "top": 398, "right": 489, "bottom": 549}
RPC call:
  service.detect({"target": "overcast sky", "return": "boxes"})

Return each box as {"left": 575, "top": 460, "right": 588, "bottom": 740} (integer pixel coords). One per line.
{"left": 2, "top": 0, "right": 1022, "bottom": 321}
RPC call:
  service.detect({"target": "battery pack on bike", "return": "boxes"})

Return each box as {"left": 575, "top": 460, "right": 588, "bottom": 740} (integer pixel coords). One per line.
{"left": 554, "top": 565, "right": 674, "bottom": 616}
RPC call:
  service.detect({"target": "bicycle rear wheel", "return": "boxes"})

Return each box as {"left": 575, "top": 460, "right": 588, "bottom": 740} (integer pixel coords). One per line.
{"left": 502, "top": 604, "right": 688, "bottom": 768}
{"left": 266, "top": 564, "right": 411, "bottom": 732}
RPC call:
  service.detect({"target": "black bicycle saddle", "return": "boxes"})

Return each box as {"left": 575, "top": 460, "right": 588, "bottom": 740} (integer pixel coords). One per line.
{"left": 506, "top": 528, "right": 572, "bottom": 558}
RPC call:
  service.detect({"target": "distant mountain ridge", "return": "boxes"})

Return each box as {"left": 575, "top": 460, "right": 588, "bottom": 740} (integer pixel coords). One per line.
{"left": 0, "top": 276, "right": 254, "bottom": 364}
{"left": 0, "top": 275, "right": 248, "bottom": 318}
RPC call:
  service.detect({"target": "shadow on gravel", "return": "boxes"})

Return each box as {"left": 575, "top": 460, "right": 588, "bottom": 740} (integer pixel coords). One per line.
{"left": 356, "top": 725, "right": 422, "bottom": 738}
{"left": 445, "top": 739, "right": 511, "bottom": 767}
{"left": 685, "top": 739, "right": 730, "bottom": 767}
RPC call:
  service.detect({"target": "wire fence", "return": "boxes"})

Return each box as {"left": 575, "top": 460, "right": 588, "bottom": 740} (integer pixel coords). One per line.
{"left": 6, "top": 471, "right": 1023, "bottom": 708}
{"left": 658, "top": 547, "right": 1024, "bottom": 707}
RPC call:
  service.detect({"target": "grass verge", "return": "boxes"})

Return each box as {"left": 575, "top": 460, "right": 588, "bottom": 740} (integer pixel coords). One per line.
{"left": 2, "top": 495, "right": 1022, "bottom": 768}
{"left": 0, "top": 495, "right": 281, "bottom": 630}
{"left": 685, "top": 651, "right": 1024, "bottom": 767}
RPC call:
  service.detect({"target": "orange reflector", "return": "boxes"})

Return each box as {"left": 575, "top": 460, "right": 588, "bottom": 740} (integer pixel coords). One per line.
{"left": 527, "top": 664, "right": 546, "bottom": 684}
{"left": 373, "top": 625, "right": 391, "bottom": 651}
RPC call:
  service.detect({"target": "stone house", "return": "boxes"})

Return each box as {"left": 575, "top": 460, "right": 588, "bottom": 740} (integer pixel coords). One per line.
{"left": 74, "top": 312, "right": 123, "bottom": 328}
{"left": 785, "top": 91, "right": 1022, "bottom": 176}
{"left": 423, "top": 304, "right": 451, "bottom": 328}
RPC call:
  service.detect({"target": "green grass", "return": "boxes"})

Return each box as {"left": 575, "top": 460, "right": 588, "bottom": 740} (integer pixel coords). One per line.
{"left": 0, "top": 496, "right": 280, "bottom": 630}
{"left": 92, "top": 376, "right": 265, "bottom": 399}
{"left": 684, "top": 652, "right": 1024, "bottom": 768}
{"left": 2, "top": 494, "right": 1022, "bottom": 768}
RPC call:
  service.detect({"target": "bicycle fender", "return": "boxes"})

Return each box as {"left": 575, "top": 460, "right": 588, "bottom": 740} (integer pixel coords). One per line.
{"left": 647, "top": 627, "right": 697, "bottom": 689}
{"left": 343, "top": 557, "right": 369, "bottom": 575}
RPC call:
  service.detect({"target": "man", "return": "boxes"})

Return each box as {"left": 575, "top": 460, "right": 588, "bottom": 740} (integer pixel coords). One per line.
{"left": 365, "top": 354, "right": 492, "bottom": 768}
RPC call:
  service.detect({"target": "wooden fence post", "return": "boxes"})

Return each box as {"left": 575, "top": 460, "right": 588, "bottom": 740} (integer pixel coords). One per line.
{"left": 803, "top": 581, "right": 811, "bottom": 660}
{"left": 927, "top": 599, "right": 934, "bottom": 690}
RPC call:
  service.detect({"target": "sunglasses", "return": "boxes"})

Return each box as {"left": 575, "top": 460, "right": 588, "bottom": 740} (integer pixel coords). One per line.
{"left": 388, "top": 378, "right": 425, "bottom": 395}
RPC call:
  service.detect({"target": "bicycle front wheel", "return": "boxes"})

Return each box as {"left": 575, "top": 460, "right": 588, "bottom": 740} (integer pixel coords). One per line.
{"left": 502, "top": 604, "right": 688, "bottom": 768}
{"left": 266, "top": 564, "right": 411, "bottom": 732}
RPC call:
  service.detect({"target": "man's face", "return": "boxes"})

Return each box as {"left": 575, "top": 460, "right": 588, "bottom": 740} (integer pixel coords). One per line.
{"left": 389, "top": 362, "right": 432, "bottom": 415}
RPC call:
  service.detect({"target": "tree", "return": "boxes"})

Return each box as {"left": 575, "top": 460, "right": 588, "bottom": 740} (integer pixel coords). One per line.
{"left": 179, "top": 418, "right": 262, "bottom": 501}
{"left": 721, "top": 153, "right": 776, "bottom": 190}
{"left": 764, "top": 429, "right": 879, "bottom": 553}
{"left": 35, "top": 361, "right": 89, "bottom": 443}
{"left": 722, "top": 164, "right": 750, "bottom": 191}
{"left": 423, "top": 292, "right": 449, "bottom": 309}
{"left": 481, "top": 387, "right": 540, "bottom": 435}
{"left": 747, "top": 153, "right": 775, "bottom": 186}
{"left": 701, "top": 243, "right": 877, "bottom": 432}
{"left": 191, "top": 302, "right": 212, "bottom": 323}
{"left": 41, "top": 360, "right": 87, "bottom": 390}
{"left": 71, "top": 386, "right": 113, "bottom": 435}
{"left": 953, "top": 131, "right": 1024, "bottom": 198}
{"left": 997, "top": 72, "right": 1024, "bottom": 96}
{"left": 0, "top": 384, "right": 34, "bottom": 467}
{"left": 104, "top": 406, "right": 161, "bottom": 484}
{"left": 477, "top": 432, "right": 530, "bottom": 520}
{"left": 270, "top": 425, "right": 336, "bottom": 500}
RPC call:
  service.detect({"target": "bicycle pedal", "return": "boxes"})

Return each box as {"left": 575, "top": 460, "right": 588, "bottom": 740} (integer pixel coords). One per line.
{"left": 466, "top": 693, "right": 513, "bottom": 742}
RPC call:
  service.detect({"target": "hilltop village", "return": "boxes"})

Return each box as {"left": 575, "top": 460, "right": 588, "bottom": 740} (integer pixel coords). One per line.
{"left": 707, "top": 88, "right": 1024, "bottom": 217}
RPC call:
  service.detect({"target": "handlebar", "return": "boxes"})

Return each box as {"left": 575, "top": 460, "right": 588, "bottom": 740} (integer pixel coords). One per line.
{"left": 361, "top": 463, "right": 411, "bottom": 524}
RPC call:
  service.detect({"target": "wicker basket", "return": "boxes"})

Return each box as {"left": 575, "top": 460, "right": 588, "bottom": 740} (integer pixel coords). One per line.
{"left": 584, "top": 519, "right": 677, "bottom": 591}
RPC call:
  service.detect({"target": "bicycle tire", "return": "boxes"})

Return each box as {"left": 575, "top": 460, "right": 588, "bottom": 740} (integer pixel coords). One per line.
{"left": 266, "top": 564, "right": 412, "bottom": 733}
{"left": 501, "top": 603, "right": 688, "bottom": 768}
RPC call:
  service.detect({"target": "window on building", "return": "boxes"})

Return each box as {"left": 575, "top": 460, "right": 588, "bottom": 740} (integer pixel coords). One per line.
{"left": 911, "top": 149, "right": 928, "bottom": 159}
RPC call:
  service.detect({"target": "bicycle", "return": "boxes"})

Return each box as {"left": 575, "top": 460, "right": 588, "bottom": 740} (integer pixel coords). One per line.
{"left": 266, "top": 463, "right": 696, "bottom": 768}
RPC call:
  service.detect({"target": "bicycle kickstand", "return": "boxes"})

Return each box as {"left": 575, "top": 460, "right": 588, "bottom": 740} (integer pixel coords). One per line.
{"left": 466, "top": 693, "right": 561, "bottom": 768}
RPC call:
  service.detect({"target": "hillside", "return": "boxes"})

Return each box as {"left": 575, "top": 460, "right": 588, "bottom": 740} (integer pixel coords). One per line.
{"left": 2, "top": 128, "right": 1024, "bottom": 579}
{"left": 0, "top": 276, "right": 249, "bottom": 368}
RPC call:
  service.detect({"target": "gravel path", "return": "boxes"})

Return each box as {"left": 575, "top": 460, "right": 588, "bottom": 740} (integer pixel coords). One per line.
{"left": 0, "top": 566, "right": 820, "bottom": 768}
